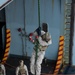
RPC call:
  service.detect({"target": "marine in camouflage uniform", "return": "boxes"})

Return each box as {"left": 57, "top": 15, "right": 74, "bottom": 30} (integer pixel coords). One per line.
{"left": 30, "top": 30, "right": 52, "bottom": 75}
{"left": 16, "top": 60, "right": 28, "bottom": 75}
{"left": 0, "top": 63, "right": 6, "bottom": 75}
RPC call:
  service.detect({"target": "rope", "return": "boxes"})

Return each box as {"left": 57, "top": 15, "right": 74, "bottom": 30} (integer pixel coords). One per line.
{"left": 5, "top": 63, "right": 16, "bottom": 69}
{"left": 23, "top": 0, "right": 27, "bottom": 56}
{"left": 59, "top": 0, "right": 61, "bottom": 13}
{"left": 35, "top": 39, "right": 39, "bottom": 75}
{"left": 38, "top": 0, "right": 40, "bottom": 27}
{"left": 20, "top": 31, "right": 25, "bottom": 56}
{"left": 52, "top": 0, "right": 54, "bottom": 13}
{"left": 34, "top": 0, "right": 41, "bottom": 75}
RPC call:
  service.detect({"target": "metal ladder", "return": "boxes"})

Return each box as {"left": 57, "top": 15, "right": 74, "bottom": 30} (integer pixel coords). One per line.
{"left": 63, "top": 0, "right": 72, "bottom": 64}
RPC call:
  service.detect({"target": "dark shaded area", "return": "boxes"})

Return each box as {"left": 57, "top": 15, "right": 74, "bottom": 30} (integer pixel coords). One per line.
{"left": 0, "top": 22, "right": 6, "bottom": 61}
{"left": 42, "top": 23, "right": 48, "bottom": 32}
{"left": 5, "top": 54, "right": 56, "bottom": 75}
{"left": 62, "top": 65, "right": 75, "bottom": 74}
{"left": 0, "top": 25, "right": 3, "bottom": 60}
{"left": 66, "top": 66, "right": 75, "bottom": 74}
{"left": 69, "top": 0, "right": 74, "bottom": 65}
{"left": 72, "top": 0, "right": 75, "bottom": 3}
{"left": 0, "top": 8, "right": 6, "bottom": 62}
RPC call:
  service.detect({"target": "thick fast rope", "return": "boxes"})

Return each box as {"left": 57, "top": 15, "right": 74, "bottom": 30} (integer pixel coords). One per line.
{"left": 23, "top": 0, "right": 28, "bottom": 56}
{"left": 52, "top": 0, "right": 54, "bottom": 13}
{"left": 38, "top": 0, "right": 40, "bottom": 27}
{"left": 59, "top": 0, "right": 61, "bottom": 13}
{"left": 35, "top": 39, "right": 39, "bottom": 75}
{"left": 34, "top": 0, "right": 41, "bottom": 75}
{"left": 5, "top": 63, "right": 16, "bottom": 69}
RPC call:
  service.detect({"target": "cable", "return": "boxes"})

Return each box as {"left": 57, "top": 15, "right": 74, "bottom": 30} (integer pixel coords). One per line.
{"left": 35, "top": 0, "right": 41, "bottom": 75}
{"left": 5, "top": 63, "right": 16, "bottom": 69}
{"left": 38, "top": 0, "right": 41, "bottom": 27}
{"left": 23, "top": 0, "right": 27, "bottom": 56}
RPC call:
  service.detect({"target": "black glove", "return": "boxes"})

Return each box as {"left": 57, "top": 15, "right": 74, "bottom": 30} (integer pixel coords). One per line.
{"left": 35, "top": 26, "right": 41, "bottom": 36}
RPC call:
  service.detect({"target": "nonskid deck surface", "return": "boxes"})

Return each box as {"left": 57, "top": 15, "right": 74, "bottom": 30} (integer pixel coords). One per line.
{"left": 3, "top": 55, "right": 75, "bottom": 75}
{"left": 63, "top": 66, "right": 75, "bottom": 74}
{"left": 5, "top": 54, "right": 56, "bottom": 75}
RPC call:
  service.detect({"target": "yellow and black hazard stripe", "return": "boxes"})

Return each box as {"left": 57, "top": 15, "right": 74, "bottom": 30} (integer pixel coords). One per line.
{"left": 53, "top": 36, "right": 64, "bottom": 75}
{"left": 2, "top": 29, "right": 11, "bottom": 64}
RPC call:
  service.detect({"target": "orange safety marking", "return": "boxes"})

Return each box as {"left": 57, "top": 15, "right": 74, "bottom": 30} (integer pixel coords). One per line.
{"left": 6, "top": 43, "right": 10, "bottom": 47}
{"left": 2, "top": 29, "right": 11, "bottom": 64}
{"left": 53, "top": 36, "right": 64, "bottom": 75}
